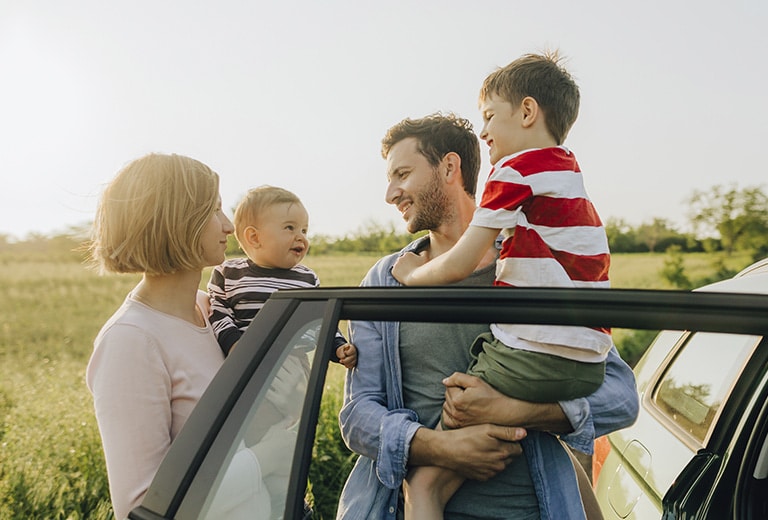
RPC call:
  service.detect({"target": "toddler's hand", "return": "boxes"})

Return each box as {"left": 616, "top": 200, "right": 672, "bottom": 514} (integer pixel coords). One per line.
{"left": 391, "top": 251, "right": 428, "bottom": 285}
{"left": 336, "top": 343, "right": 358, "bottom": 369}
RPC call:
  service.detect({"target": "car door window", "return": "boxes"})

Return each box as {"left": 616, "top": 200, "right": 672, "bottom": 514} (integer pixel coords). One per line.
{"left": 652, "top": 332, "right": 761, "bottom": 446}
{"left": 177, "top": 315, "right": 324, "bottom": 520}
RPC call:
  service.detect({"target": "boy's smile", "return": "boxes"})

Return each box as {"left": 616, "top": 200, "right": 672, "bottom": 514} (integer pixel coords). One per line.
{"left": 479, "top": 93, "right": 523, "bottom": 165}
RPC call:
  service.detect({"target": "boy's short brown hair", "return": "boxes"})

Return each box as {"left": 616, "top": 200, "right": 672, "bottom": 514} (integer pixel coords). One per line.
{"left": 233, "top": 185, "right": 303, "bottom": 245}
{"left": 381, "top": 112, "right": 481, "bottom": 197}
{"left": 479, "top": 51, "right": 580, "bottom": 145}
{"left": 90, "top": 153, "right": 220, "bottom": 275}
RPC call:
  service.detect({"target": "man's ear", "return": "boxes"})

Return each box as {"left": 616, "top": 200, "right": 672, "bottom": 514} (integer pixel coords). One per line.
{"left": 243, "top": 225, "right": 260, "bottom": 249}
{"left": 441, "top": 152, "right": 462, "bottom": 183}
{"left": 520, "top": 96, "right": 540, "bottom": 128}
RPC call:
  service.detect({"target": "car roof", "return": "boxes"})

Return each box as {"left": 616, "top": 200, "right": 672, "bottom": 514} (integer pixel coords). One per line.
{"left": 735, "top": 256, "right": 768, "bottom": 277}
{"left": 696, "top": 256, "right": 768, "bottom": 295}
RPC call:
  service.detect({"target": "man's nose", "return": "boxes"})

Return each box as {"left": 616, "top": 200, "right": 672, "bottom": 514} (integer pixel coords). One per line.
{"left": 385, "top": 181, "right": 400, "bottom": 205}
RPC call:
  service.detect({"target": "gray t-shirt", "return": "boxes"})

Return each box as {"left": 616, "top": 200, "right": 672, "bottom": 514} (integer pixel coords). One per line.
{"left": 399, "top": 263, "right": 540, "bottom": 519}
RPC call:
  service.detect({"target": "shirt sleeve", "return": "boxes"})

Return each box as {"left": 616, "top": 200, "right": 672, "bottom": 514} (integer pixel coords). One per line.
{"left": 87, "top": 324, "right": 173, "bottom": 520}
{"left": 337, "top": 257, "right": 421, "bottom": 489}
{"left": 329, "top": 331, "right": 347, "bottom": 363}
{"left": 207, "top": 266, "right": 242, "bottom": 355}
{"left": 471, "top": 163, "right": 530, "bottom": 230}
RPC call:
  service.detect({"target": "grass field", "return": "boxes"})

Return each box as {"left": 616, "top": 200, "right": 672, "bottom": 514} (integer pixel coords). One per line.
{"left": 0, "top": 249, "right": 755, "bottom": 518}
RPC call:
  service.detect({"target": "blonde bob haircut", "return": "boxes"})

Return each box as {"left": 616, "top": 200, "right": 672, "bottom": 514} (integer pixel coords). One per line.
{"left": 90, "top": 153, "right": 220, "bottom": 275}
{"left": 233, "top": 185, "right": 303, "bottom": 246}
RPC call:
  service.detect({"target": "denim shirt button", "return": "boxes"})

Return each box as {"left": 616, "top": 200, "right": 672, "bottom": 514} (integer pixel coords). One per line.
{"left": 389, "top": 506, "right": 395, "bottom": 513}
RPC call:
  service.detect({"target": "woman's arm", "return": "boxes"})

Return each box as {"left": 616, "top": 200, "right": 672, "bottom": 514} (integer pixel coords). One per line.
{"left": 87, "top": 326, "right": 173, "bottom": 520}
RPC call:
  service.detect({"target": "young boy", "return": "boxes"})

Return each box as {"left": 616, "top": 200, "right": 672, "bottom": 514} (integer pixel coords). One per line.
{"left": 208, "top": 185, "right": 357, "bottom": 368}
{"left": 392, "top": 51, "right": 612, "bottom": 519}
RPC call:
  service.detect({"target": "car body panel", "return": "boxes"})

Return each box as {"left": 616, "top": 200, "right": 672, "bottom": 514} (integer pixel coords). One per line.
{"left": 595, "top": 259, "right": 768, "bottom": 519}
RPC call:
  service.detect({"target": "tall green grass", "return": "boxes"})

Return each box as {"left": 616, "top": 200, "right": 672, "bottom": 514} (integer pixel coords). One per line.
{"left": 0, "top": 250, "right": 754, "bottom": 518}
{"left": 0, "top": 254, "right": 139, "bottom": 519}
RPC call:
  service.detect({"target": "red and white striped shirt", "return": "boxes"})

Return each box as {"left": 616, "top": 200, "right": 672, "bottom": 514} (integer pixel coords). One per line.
{"left": 471, "top": 146, "right": 612, "bottom": 362}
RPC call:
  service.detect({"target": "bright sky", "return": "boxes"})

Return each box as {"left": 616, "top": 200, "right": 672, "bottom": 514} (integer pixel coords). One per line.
{"left": 1, "top": 0, "right": 766, "bottom": 241}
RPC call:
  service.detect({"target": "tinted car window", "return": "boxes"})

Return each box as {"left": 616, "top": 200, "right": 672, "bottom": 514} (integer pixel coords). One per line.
{"left": 652, "top": 332, "right": 760, "bottom": 445}
{"left": 169, "top": 308, "right": 325, "bottom": 520}
{"left": 199, "top": 320, "right": 320, "bottom": 519}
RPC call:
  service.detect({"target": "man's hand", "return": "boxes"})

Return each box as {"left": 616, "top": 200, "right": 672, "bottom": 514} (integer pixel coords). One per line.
{"left": 442, "top": 372, "right": 512, "bottom": 429}
{"left": 442, "top": 371, "right": 573, "bottom": 433}
{"left": 391, "top": 251, "right": 427, "bottom": 285}
{"left": 409, "top": 423, "right": 526, "bottom": 481}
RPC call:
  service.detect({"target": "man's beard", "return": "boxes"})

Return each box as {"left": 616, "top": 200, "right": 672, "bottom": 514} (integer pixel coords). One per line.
{"left": 406, "top": 171, "right": 454, "bottom": 234}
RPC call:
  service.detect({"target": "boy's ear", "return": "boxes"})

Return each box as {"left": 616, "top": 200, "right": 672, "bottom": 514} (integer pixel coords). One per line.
{"left": 441, "top": 152, "right": 462, "bottom": 183}
{"left": 520, "top": 96, "right": 540, "bottom": 128}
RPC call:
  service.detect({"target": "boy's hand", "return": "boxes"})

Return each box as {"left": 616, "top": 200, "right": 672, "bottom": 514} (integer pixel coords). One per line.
{"left": 392, "top": 251, "right": 428, "bottom": 285}
{"left": 336, "top": 343, "right": 358, "bottom": 369}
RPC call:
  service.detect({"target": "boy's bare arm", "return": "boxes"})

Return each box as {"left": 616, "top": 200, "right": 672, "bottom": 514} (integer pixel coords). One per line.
{"left": 393, "top": 226, "right": 500, "bottom": 285}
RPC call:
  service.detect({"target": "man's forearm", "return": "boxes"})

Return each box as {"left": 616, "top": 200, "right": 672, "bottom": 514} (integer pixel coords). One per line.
{"left": 508, "top": 400, "right": 573, "bottom": 433}
{"left": 407, "top": 426, "right": 442, "bottom": 467}
{"left": 407, "top": 423, "right": 526, "bottom": 481}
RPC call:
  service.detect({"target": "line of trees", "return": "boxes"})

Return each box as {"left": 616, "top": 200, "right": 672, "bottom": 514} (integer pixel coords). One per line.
{"left": 3, "top": 184, "right": 766, "bottom": 261}
{"left": 307, "top": 183, "right": 768, "bottom": 260}
{"left": 607, "top": 184, "right": 768, "bottom": 259}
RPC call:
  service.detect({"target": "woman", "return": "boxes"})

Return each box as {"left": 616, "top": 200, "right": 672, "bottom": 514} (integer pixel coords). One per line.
{"left": 86, "top": 153, "right": 275, "bottom": 519}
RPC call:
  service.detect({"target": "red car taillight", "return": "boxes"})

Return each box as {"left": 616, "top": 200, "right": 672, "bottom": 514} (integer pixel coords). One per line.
{"left": 592, "top": 435, "right": 611, "bottom": 488}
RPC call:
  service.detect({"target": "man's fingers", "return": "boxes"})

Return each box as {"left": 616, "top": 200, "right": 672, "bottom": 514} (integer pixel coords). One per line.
{"left": 487, "top": 425, "right": 527, "bottom": 443}
{"left": 442, "top": 371, "right": 473, "bottom": 389}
